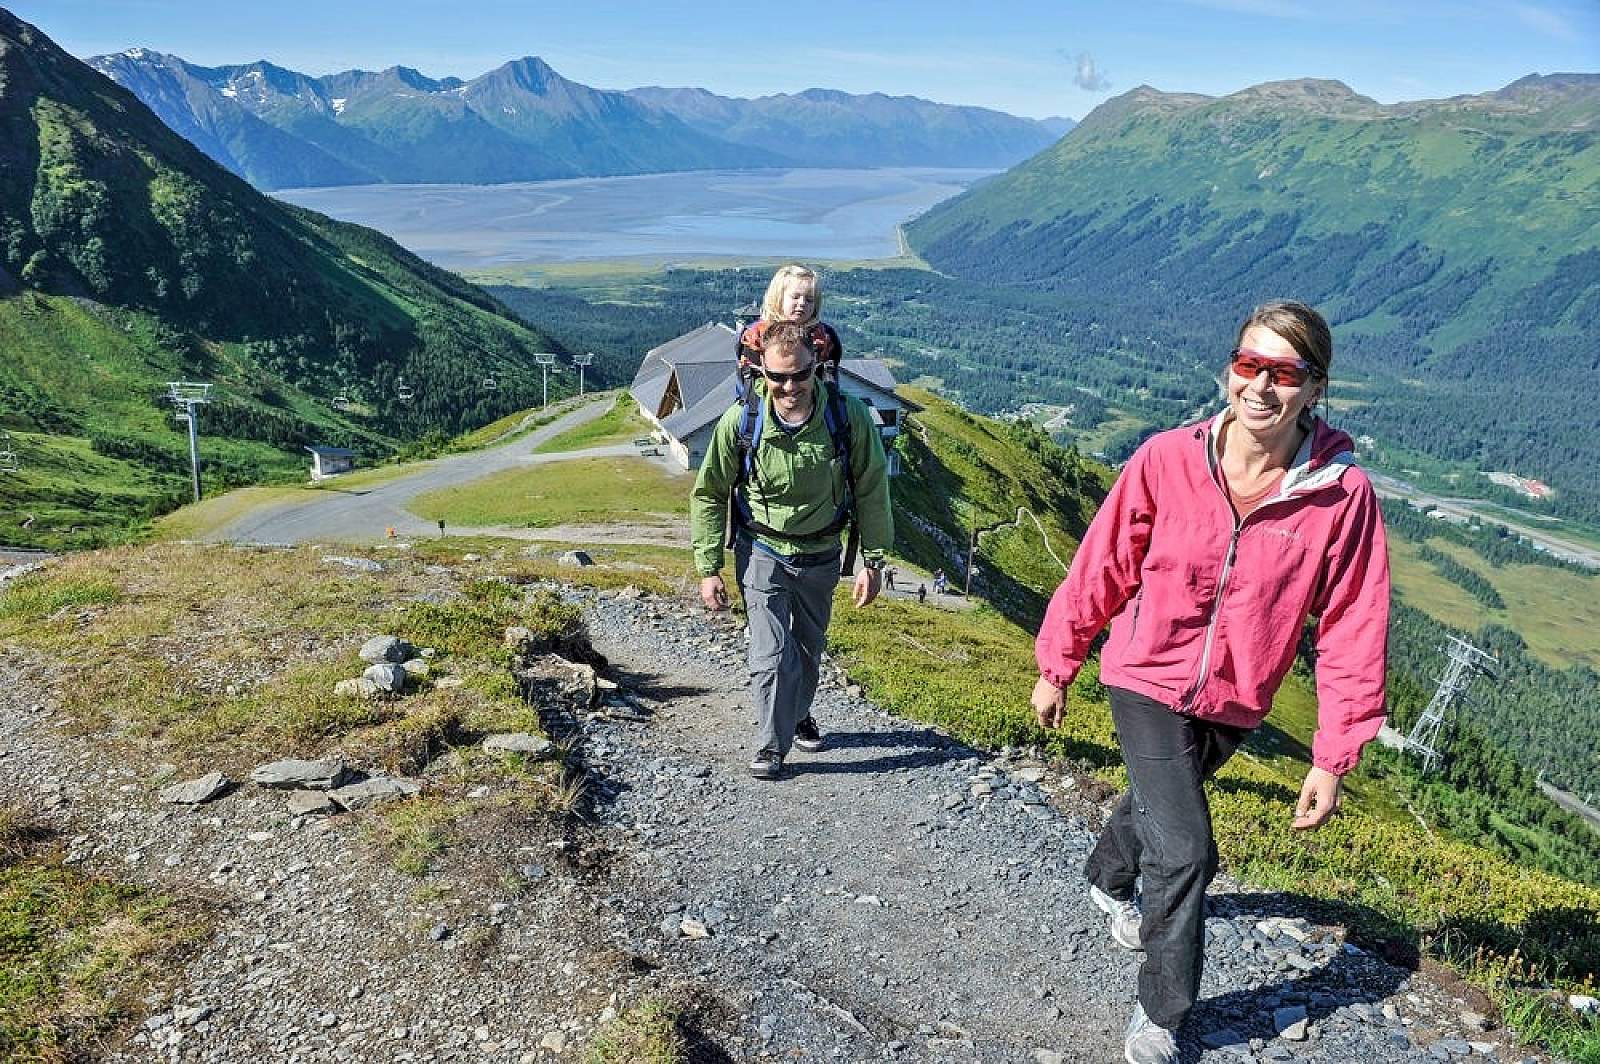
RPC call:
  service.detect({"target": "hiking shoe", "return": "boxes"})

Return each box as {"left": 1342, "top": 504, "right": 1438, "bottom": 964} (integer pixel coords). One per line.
{"left": 748, "top": 750, "right": 783, "bottom": 780}
{"left": 1090, "top": 883, "right": 1143, "bottom": 951}
{"left": 1124, "top": 1002, "right": 1177, "bottom": 1064}
{"left": 793, "top": 716, "right": 825, "bottom": 753}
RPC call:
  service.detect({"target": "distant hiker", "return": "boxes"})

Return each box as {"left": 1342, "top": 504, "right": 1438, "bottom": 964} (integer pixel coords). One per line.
{"left": 932, "top": 569, "right": 946, "bottom": 595}
{"left": 917, "top": 583, "right": 926, "bottom": 604}
{"left": 1031, "top": 301, "right": 1390, "bottom": 1064}
{"left": 437, "top": 519, "right": 446, "bottom": 538}
{"left": 884, "top": 565, "right": 897, "bottom": 591}
{"left": 692, "top": 319, "right": 892, "bottom": 781}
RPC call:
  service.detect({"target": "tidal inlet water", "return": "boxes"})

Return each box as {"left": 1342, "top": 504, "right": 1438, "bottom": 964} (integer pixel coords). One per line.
{"left": 273, "top": 167, "right": 994, "bottom": 267}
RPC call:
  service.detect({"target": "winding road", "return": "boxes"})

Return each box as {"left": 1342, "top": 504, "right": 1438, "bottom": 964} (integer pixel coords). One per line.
{"left": 208, "top": 398, "right": 689, "bottom": 547}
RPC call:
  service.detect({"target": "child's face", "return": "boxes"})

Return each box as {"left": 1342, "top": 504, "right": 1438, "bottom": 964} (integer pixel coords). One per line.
{"left": 780, "top": 282, "right": 816, "bottom": 322}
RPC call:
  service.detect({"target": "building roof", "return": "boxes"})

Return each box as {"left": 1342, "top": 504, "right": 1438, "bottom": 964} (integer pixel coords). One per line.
{"left": 306, "top": 445, "right": 356, "bottom": 458}
{"left": 632, "top": 322, "right": 915, "bottom": 441}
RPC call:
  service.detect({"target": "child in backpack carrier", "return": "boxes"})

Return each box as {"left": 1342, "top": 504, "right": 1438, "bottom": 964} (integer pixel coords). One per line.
{"left": 736, "top": 264, "right": 842, "bottom": 390}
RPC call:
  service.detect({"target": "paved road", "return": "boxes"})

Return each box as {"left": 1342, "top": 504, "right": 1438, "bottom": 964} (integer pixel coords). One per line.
{"left": 1369, "top": 472, "right": 1600, "bottom": 570}
{"left": 209, "top": 398, "right": 668, "bottom": 546}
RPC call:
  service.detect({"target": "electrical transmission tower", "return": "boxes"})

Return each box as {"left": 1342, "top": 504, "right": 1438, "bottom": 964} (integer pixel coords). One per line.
{"left": 1404, "top": 634, "right": 1497, "bottom": 775}
{"left": 166, "top": 381, "right": 212, "bottom": 503}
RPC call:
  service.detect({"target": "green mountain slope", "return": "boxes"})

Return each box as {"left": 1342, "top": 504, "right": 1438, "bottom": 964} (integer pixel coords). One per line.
{"left": 0, "top": 10, "right": 568, "bottom": 548}
{"left": 906, "top": 75, "right": 1600, "bottom": 520}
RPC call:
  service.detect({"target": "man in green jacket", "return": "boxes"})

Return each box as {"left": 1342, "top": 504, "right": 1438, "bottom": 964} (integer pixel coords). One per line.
{"left": 691, "top": 321, "right": 893, "bottom": 780}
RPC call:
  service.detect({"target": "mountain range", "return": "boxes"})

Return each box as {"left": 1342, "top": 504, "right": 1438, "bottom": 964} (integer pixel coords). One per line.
{"left": 88, "top": 49, "right": 1068, "bottom": 190}
{"left": 906, "top": 74, "right": 1600, "bottom": 520}
{"left": 0, "top": 10, "right": 566, "bottom": 548}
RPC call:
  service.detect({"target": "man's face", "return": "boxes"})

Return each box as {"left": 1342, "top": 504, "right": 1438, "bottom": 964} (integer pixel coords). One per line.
{"left": 761, "top": 343, "right": 816, "bottom": 421}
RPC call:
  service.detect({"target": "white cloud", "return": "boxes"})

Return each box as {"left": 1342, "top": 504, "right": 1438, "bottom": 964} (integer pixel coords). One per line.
{"left": 1058, "top": 50, "right": 1111, "bottom": 92}
{"left": 1508, "top": 2, "right": 1579, "bottom": 41}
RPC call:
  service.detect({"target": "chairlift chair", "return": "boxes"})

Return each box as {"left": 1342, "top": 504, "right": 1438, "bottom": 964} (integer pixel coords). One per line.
{"left": 0, "top": 448, "right": 17, "bottom": 473}
{"left": 397, "top": 379, "right": 416, "bottom": 403}
{"left": 481, "top": 376, "right": 498, "bottom": 391}
{"left": 332, "top": 394, "right": 352, "bottom": 412}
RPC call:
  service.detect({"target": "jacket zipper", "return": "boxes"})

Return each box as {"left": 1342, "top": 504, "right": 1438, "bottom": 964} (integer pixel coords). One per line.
{"left": 1178, "top": 446, "right": 1302, "bottom": 713}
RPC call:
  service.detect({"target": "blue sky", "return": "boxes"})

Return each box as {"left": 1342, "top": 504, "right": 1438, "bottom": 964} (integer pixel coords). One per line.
{"left": 11, "top": 0, "right": 1598, "bottom": 119}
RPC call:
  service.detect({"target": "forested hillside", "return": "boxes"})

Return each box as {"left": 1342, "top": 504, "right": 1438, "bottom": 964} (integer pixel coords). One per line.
{"left": 907, "top": 76, "right": 1600, "bottom": 521}
{"left": 0, "top": 11, "right": 567, "bottom": 547}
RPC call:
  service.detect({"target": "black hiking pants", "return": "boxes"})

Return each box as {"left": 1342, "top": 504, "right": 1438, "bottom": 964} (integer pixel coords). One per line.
{"left": 1084, "top": 686, "right": 1248, "bottom": 1031}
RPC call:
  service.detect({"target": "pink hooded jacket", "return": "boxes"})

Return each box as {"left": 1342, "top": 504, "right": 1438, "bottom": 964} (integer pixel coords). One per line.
{"left": 1036, "top": 412, "right": 1390, "bottom": 776}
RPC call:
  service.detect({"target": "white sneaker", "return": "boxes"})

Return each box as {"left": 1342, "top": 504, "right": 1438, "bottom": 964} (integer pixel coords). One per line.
{"left": 1124, "top": 1003, "right": 1177, "bottom": 1064}
{"left": 1089, "top": 883, "right": 1143, "bottom": 950}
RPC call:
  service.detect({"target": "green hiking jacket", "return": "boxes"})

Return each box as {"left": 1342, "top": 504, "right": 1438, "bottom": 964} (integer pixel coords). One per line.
{"left": 690, "top": 383, "right": 893, "bottom": 576}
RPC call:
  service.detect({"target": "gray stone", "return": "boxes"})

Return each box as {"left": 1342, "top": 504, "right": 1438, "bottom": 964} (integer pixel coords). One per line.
{"left": 329, "top": 777, "right": 421, "bottom": 810}
{"left": 1568, "top": 994, "right": 1599, "bottom": 1016}
{"left": 1274, "top": 1005, "right": 1309, "bottom": 1041}
{"left": 333, "top": 677, "right": 380, "bottom": 699}
{"left": 1459, "top": 1010, "right": 1492, "bottom": 1032}
{"left": 359, "top": 636, "right": 414, "bottom": 664}
{"left": 286, "top": 790, "right": 338, "bottom": 816}
{"left": 557, "top": 551, "right": 593, "bottom": 568}
{"left": 483, "top": 732, "right": 554, "bottom": 758}
{"left": 322, "top": 556, "right": 382, "bottom": 573}
{"left": 1032, "top": 1052, "right": 1065, "bottom": 1064}
{"left": 249, "top": 758, "right": 353, "bottom": 790}
{"left": 159, "top": 772, "right": 231, "bottom": 805}
{"left": 400, "top": 658, "right": 430, "bottom": 678}
{"left": 429, "top": 923, "right": 450, "bottom": 941}
{"left": 1201, "top": 1028, "right": 1245, "bottom": 1049}
{"left": 362, "top": 663, "right": 407, "bottom": 693}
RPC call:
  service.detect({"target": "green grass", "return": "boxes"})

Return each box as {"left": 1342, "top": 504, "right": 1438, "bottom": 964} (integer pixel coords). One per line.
{"left": 408, "top": 457, "right": 693, "bottom": 528}
{"left": 1389, "top": 536, "right": 1600, "bottom": 670}
{"left": 585, "top": 997, "right": 689, "bottom": 1063}
{"left": 531, "top": 394, "right": 652, "bottom": 453}
{"left": 0, "top": 807, "right": 206, "bottom": 1062}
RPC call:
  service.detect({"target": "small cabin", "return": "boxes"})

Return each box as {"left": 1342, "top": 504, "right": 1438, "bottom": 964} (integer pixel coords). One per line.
{"left": 628, "top": 322, "right": 916, "bottom": 472}
{"left": 307, "top": 445, "right": 356, "bottom": 481}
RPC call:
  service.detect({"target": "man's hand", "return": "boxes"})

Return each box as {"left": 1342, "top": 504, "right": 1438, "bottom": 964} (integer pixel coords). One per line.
{"left": 1292, "top": 766, "right": 1343, "bottom": 831}
{"left": 699, "top": 575, "right": 729, "bottom": 611}
{"left": 852, "top": 566, "right": 881, "bottom": 607}
{"left": 1032, "top": 675, "right": 1066, "bottom": 729}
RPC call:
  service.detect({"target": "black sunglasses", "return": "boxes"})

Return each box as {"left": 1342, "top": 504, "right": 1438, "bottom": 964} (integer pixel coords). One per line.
{"left": 762, "top": 362, "right": 816, "bottom": 386}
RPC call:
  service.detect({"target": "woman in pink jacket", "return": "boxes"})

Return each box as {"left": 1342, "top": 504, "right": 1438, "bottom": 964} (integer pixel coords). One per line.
{"left": 1032, "top": 301, "right": 1389, "bottom": 1064}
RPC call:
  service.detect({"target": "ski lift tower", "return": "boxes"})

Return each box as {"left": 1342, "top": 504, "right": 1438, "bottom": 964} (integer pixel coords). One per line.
{"left": 1405, "top": 634, "right": 1498, "bottom": 775}
{"left": 167, "top": 381, "right": 212, "bottom": 503}
{"left": 534, "top": 353, "right": 557, "bottom": 409}
{"left": 574, "top": 353, "right": 594, "bottom": 398}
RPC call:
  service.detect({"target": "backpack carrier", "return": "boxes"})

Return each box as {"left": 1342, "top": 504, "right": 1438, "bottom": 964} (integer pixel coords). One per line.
{"left": 727, "top": 320, "right": 860, "bottom": 575}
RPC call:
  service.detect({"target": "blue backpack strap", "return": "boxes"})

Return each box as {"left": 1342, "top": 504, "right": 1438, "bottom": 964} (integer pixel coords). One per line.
{"left": 725, "top": 388, "right": 765, "bottom": 547}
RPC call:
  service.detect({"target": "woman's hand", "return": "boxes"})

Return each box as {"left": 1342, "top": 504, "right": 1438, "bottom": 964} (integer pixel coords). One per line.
{"left": 1032, "top": 675, "right": 1066, "bottom": 729}
{"left": 1292, "top": 766, "right": 1343, "bottom": 830}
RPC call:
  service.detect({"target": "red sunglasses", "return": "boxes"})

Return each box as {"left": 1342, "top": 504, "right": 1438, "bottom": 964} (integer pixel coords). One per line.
{"left": 1229, "top": 348, "right": 1316, "bottom": 388}
{"left": 762, "top": 362, "right": 816, "bottom": 386}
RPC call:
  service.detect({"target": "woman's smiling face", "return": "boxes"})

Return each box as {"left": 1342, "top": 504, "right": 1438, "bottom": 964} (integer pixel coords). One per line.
{"left": 1226, "top": 325, "right": 1322, "bottom": 447}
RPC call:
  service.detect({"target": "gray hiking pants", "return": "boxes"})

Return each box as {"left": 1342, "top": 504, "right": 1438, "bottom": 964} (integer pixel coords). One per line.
{"left": 734, "top": 536, "right": 839, "bottom": 758}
